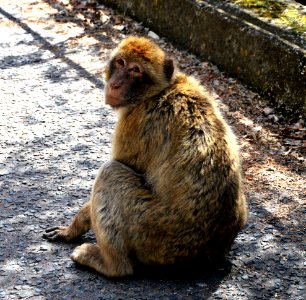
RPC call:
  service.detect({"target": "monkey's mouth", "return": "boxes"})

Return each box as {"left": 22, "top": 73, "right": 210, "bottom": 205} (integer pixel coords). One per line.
{"left": 105, "top": 94, "right": 125, "bottom": 108}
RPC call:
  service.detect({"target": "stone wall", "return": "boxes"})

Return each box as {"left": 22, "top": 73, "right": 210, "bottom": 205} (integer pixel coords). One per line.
{"left": 101, "top": 0, "right": 306, "bottom": 118}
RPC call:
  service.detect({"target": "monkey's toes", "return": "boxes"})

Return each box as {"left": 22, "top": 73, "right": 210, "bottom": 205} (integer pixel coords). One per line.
{"left": 70, "top": 243, "right": 97, "bottom": 265}
{"left": 70, "top": 244, "right": 86, "bottom": 263}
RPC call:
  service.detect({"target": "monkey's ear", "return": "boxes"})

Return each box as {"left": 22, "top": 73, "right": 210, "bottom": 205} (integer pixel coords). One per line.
{"left": 103, "top": 63, "right": 111, "bottom": 81}
{"left": 103, "top": 58, "right": 116, "bottom": 81}
{"left": 163, "top": 58, "right": 174, "bottom": 81}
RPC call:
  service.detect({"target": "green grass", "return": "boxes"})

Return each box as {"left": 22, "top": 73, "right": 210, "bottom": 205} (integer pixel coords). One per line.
{"left": 231, "top": 0, "right": 306, "bottom": 35}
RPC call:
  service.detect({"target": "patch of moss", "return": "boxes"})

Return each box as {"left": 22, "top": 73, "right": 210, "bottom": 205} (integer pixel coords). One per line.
{"left": 234, "top": 0, "right": 285, "bottom": 18}
{"left": 230, "top": 0, "right": 306, "bottom": 35}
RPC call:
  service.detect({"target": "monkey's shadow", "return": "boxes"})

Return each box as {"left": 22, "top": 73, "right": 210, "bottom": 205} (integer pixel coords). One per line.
{"left": 74, "top": 253, "right": 232, "bottom": 299}
{"left": 133, "top": 256, "right": 232, "bottom": 281}
{"left": 43, "top": 230, "right": 232, "bottom": 298}
{"left": 74, "top": 233, "right": 232, "bottom": 283}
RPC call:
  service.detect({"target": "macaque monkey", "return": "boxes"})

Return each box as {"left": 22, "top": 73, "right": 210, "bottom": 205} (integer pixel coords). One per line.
{"left": 44, "top": 36, "right": 247, "bottom": 277}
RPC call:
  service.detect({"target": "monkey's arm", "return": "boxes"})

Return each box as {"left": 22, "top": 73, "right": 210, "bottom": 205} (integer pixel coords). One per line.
{"left": 43, "top": 202, "right": 91, "bottom": 242}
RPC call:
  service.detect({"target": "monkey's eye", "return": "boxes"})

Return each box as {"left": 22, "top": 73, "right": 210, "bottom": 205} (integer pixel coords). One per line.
{"left": 116, "top": 58, "right": 125, "bottom": 67}
{"left": 132, "top": 66, "right": 140, "bottom": 73}
{"left": 133, "top": 66, "right": 140, "bottom": 73}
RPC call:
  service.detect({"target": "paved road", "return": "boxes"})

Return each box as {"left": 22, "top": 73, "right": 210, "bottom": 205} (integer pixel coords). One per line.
{"left": 0, "top": 1, "right": 304, "bottom": 299}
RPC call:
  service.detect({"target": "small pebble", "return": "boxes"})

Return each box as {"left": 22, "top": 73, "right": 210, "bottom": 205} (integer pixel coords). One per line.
{"left": 148, "top": 31, "right": 160, "bottom": 40}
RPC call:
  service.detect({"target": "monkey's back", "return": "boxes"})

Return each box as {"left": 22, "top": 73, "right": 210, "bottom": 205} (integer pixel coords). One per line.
{"left": 110, "top": 73, "right": 247, "bottom": 264}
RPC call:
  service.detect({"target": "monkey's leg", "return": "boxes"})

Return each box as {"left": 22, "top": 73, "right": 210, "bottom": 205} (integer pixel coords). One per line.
{"left": 70, "top": 161, "right": 151, "bottom": 277}
{"left": 43, "top": 202, "right": 91, "bottom": 242}
{"left": 70, "top": 243, "right": 133, "bottom": 277}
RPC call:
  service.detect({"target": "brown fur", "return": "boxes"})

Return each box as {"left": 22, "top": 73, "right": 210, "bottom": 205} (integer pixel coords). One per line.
{"left": 43, "top": 36, "right": 247, "bottom": 277}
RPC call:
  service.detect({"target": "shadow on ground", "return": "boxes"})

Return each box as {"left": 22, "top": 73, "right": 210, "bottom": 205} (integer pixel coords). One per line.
{"left": 0, "top": 1, "right": 305, "bottom": 299}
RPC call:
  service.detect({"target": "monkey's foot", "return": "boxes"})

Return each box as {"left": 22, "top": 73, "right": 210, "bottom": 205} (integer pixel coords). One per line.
{"left": 71, "top": 243, "right": 133, "bottom": 277}
{"left": 71, "top": 243, "right": 106, "bottom": 273}
{"left": 43, "top": 226, "right": 71, "bottom": 242}
{"left": 71, "top": 243, "right": 98, "bottom": 264}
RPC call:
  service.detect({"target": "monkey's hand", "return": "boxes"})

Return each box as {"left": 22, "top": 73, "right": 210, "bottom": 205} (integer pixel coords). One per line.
{"left": 43, "top": 226, "right": 71, "bottom": 242}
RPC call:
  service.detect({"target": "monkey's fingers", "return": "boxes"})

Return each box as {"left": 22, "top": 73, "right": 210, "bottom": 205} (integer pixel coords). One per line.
{"left": 43, "top": 226, "right": 68, "bottom": 241}
{"left": 45, "top": 226, "right": 61, "bottom": 233}
{"left": 43, "top": 230, "right": 61, "bottom": 241}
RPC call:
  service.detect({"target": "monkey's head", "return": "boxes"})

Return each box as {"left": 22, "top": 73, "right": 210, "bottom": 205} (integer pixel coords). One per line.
{"left": 104, "top": 36, "right": 175, "bottom": 108}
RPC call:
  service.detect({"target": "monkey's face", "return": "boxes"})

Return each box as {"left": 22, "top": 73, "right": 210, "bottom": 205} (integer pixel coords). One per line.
{"left": 105, "top": 57, "right": 147, "bottom": 108}
{"left": 104, "top": 37, "right": 175, "bottom": 109}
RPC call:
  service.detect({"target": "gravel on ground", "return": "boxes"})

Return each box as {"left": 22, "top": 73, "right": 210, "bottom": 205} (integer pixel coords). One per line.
{"left": 0, "top": 0, "right": 305, "bottom": 299}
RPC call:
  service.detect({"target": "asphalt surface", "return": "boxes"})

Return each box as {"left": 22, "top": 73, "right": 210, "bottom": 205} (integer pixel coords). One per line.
{"left": 0, "top": 1, "right": 305, "bottom": 299}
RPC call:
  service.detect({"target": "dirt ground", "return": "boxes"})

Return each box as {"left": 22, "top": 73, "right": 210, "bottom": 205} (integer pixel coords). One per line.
{"left": 0, "top": 0, "right": 305, "bottom": 299}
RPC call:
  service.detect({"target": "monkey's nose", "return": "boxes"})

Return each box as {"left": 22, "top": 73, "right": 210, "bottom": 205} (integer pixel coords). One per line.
{"left": 110, "top": 84, "right": 121, "bottom": 90}
{"left": 110, "top": 82, "right": 122, "bottom": 90}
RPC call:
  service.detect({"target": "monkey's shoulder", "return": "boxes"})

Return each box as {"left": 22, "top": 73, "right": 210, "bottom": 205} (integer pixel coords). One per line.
{"left": 150, "top": 74, "right": 222, "bottom": 127}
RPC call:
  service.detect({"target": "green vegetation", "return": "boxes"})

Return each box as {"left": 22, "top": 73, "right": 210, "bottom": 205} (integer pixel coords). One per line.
{"left": 230, "top": 0, "right": 306, "bottom": 35}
